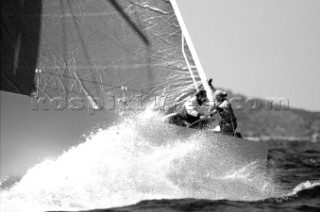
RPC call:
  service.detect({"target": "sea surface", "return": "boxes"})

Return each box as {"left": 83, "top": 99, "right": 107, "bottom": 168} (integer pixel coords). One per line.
{"left": 1, "top": 110, "right": 320, "bottom": 212}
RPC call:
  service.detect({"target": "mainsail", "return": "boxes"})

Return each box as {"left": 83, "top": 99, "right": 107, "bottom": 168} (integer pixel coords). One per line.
{"left": 1, "top": 0, "right": 206, "bottom": 113}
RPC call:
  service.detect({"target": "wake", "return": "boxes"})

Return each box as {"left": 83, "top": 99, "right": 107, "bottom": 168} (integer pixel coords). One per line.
{"left": 1, "top": 109, "right": 279, "bottom": 212}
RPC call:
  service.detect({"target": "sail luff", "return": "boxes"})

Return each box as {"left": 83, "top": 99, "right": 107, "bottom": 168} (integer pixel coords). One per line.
{"left": 170, "top": 0, "right": 214, "bottom": 102}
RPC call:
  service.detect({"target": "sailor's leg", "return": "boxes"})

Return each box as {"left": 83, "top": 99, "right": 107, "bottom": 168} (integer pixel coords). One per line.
{"left": 220, "top": 123, "right": 235, "bottom": 136}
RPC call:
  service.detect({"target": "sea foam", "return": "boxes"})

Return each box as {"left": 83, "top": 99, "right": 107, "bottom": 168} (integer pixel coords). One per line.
{"left": 0, "top": 109, "right": 279, "bottom": 212}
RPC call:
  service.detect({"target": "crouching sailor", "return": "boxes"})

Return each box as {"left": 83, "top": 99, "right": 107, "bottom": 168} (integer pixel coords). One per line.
{"left": 168, "top": 90, "right": 207, "bottom": 129}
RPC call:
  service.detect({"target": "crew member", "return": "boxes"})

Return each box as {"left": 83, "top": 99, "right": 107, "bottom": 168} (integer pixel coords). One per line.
{"left": 208, "top": 80, "right": 241, "bottom": 138}
{"left": 169, "top": 90, "right": 207, "bottom": 129}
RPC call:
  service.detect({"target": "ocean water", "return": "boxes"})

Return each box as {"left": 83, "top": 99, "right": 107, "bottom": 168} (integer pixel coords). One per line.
{"left": 1, "top": 109, "right": 319, "bottom": 212}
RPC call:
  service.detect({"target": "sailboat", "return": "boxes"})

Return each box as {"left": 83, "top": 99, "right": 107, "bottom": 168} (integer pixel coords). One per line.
{"left": 1, "top": 0, "right": 268, "bottom": 171}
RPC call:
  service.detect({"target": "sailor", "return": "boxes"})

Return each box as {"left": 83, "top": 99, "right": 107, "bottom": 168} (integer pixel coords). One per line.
{"left": 208, "top": 79, "right": 242, "bottom": 138}
{"left": 168, "top": 90, "right": 207, "bottom": 129}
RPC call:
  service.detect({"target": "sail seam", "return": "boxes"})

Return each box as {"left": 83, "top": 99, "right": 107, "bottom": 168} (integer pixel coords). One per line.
{"left": 39, "top": 72, "right": 165, "bottom": 97}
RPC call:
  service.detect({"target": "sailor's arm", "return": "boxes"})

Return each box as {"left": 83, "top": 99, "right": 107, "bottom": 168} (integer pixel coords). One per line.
{"left": 219, "top": 100, "right": 231, "bottom": 110}
{"left": 217, "top": 100, "right": 233, "bottom": 117}
{"left": 208, "top": 100, "right": 221, "bottom": 113}
{"left": 208, "top": 78, "right": 215, "bottom": 92}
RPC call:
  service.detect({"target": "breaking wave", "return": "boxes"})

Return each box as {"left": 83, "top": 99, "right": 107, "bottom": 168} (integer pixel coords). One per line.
{"left": 288, "top": 180, "right": 320, "bottom": 197}
{"left": 1, "top": 109, "right": 282, "bottom": 212}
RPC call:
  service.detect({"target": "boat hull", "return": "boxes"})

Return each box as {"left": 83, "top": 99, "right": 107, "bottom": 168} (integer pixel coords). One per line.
{"left": 163, "top": 124, "right": 269, "bottom": 173}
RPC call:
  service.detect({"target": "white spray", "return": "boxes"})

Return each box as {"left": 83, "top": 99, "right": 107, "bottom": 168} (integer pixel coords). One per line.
{"left": 0, "top": 109, "right": 278, "bottom": 212}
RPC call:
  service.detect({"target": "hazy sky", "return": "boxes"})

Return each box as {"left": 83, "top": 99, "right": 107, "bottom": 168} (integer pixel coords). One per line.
{"left": 1, "top": 0, "right": 319, "bottom": 177}
{"left": 177, "top": 0, "right": 320, "bottom": 111}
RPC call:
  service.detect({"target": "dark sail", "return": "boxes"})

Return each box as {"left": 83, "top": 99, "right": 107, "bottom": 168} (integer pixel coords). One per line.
{"left": 1, "top": 0, "right": 42, "bottom": 95}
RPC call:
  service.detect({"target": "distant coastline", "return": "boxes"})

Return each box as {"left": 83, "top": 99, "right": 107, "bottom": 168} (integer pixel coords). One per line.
{"left": 246, "top": 135, "right": 320, "bottom": 143}
{"left": 223, "top": 89, "right": 320, "bottom": 142}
